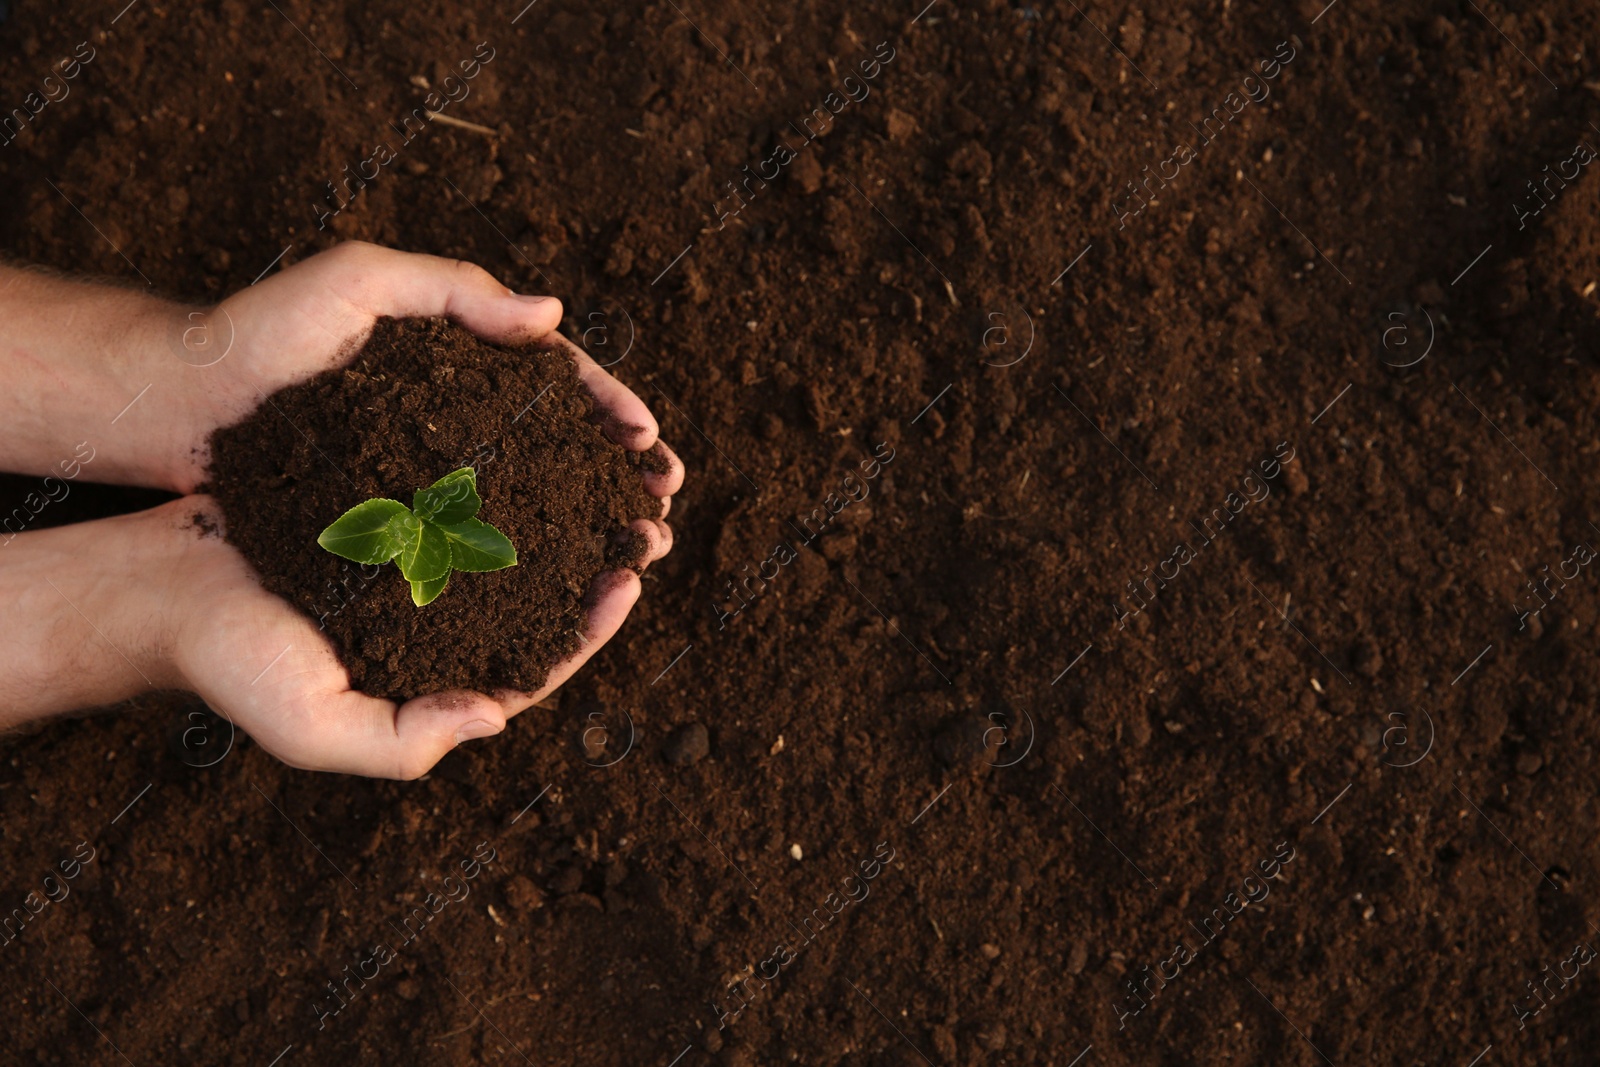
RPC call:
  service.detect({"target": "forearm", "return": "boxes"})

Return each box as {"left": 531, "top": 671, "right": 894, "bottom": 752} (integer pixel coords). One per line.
{"left": 0, "top": 508, "right": 178, "bottom": 727}
{"left": 0, "top": 263, "right": 194, "bottom": 489}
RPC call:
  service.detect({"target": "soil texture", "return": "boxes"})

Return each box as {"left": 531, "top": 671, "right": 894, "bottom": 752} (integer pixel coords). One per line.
{"left": 2, "top": 1, "right": 1600, "bottom": 1065}
{"left": 208, "top": 316, "right": 661, "bottom": 699}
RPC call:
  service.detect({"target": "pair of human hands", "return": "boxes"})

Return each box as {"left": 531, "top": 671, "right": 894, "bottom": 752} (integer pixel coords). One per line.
{"left": 0, "top": 243, "right": 680, "bottom": 778}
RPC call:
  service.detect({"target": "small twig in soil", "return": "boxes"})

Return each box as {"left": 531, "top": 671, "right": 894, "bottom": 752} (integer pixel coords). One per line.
{"left": 430, "top": 1020, "right": 483, "bottom": 1042}
{"left": 429, "top": 112, "right": 499, "bottom": 137}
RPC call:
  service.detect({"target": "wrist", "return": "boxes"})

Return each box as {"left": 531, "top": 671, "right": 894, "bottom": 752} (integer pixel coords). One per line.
{"left": 0, "top": 265, "right": 207, "bottom": 491}
{"left": 95, "top": 298, "right": 218, "bottom": 492}
{"left": 0, "top": 504, "right": 186, "bottom": 728}
{"left": 79, "top": 295, "right": 254, "bottom": 494}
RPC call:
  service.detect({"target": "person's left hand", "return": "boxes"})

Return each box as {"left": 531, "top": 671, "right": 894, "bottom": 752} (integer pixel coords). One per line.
{"left": 159, "top": 241, "right": 673, "bottom": 492}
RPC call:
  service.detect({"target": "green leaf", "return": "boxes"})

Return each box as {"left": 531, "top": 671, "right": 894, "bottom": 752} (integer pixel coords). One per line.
{"left": 411, "top": 572, "right": 450, "bottom": 606}
{"left": 438, "top": 518, "right": 518, "bottom": 572}
{"left": 316, "top": 471, "right": 513, "bottom": 605}
{"left": 396, "top": 517, "right": 452, "bottom": 582}
{"left": 412, "top": 467, "right": 482, "bottom": 526}
{"left": 317, "top": 499, "right": 415, "bottom": 565}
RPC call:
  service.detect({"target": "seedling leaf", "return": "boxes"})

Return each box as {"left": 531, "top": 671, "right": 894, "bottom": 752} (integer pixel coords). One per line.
{"left": 397, "top": 517, "right": 452, "bottom": 582}
{"left": 413, "top": 467, "right": 482, "bottom": 526}
{"left": 411, "top": 572, "right": 450, "bottom": 606}
{"left": 317, "top": 470, "right": 517, "bottom": 605}
{"left": 317, "top": 499, "right": 415, "bottom": 564}
{"left": 439, "top": 518, "right": 518, "bottom": 572}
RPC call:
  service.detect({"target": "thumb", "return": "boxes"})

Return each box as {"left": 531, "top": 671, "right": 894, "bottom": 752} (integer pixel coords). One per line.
{"left": 275, "top": 241, "right": 566, "bottom": 344}
{"left": 388, "top": 690, "right": 509, "bottom": 779}
{"left": 261, "top": 688, "right": 508, "bottom": 779}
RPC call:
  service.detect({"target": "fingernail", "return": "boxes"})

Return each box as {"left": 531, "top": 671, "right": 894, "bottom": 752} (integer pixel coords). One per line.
{"left": 512, "top": 293, "right": 556, "bottom": 305}
{"left": 455, "top": 720, "right": 502, "bottom": 744}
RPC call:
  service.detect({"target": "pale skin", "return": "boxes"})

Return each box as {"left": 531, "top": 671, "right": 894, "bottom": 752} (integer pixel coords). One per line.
{"left": 0, "top": 242, "right": 683, "bottom": 778}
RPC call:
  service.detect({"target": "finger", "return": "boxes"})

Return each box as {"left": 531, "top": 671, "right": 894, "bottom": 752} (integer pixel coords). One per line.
{"left": 307, "top": 241, "right": 564, "bottom": 344}
{"left": 494, "top": 569, "right": 641, "bottom": 716}
{"left": 623, "top": 518, "right": 671, "bottom": 568}
{"left": 546, "top": 333, "right": 659, "bottom": 450}
{"left": 652, "top": 519, "right": 675, "bottom": 559}
{"left": 303, "top": 688, "right": 507, "bottom": 780}
{"left": 642, "top": 441, "right": 685, "bottom": 499}
{"left": 389, "top": 690, "right": 510, "bottom": 776}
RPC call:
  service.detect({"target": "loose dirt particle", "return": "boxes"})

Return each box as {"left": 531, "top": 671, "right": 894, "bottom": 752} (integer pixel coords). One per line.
{"left": 663, "top": 722, "right": 710, "bottom": 765}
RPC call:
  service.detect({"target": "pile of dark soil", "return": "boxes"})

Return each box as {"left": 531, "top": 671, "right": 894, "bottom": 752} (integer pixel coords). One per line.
{"left": 3, "top": 1, "right": 1600, "bottom": 1066}
{"left": 208, "top": 317, "right": 661, "bottom": 699}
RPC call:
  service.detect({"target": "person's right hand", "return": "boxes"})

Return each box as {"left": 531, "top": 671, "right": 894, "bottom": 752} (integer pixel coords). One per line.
{"left": 0, "top": 486, "right": 678, "bottom": 779}
{"left": 156, "top": 493, "right": 678, "bottom": 779}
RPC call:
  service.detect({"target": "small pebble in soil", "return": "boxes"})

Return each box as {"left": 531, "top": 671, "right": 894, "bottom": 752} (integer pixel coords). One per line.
{"left": 789, "top": 843, "right": 803, "bottom": 861}
{"left": 1067, "top": 940, "right": 1089, "bottom": 974}
{"left": 664, "top": 722, "right": 710, "bottom": 764}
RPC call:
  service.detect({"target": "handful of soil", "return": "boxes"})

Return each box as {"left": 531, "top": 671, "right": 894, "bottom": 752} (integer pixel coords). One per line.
{"left": 207, "top": 317, "right": 662, "bottom": 701}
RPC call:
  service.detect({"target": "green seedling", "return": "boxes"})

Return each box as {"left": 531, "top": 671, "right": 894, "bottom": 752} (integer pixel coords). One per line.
{"left": 316, "top": 467, "right": 517, "bottom": 606}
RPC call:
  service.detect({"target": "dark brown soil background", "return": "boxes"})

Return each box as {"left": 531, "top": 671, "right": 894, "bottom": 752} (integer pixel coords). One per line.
{"left": 208, "top": 316, "right": 662, "bottom": 699}
{"left": 2, "top": 0, "right": 1600, "bottom": 1064}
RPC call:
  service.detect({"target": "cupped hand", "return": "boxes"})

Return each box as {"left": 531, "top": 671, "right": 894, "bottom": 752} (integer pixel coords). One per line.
{"left": 150, "top": 242, "right": 683, "bottom": 776}
{"left": 151, "top": 495, "right": 669, "bottom": 779}
{"left": 165, "top": 241, "right": 672, "bottom": 490}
